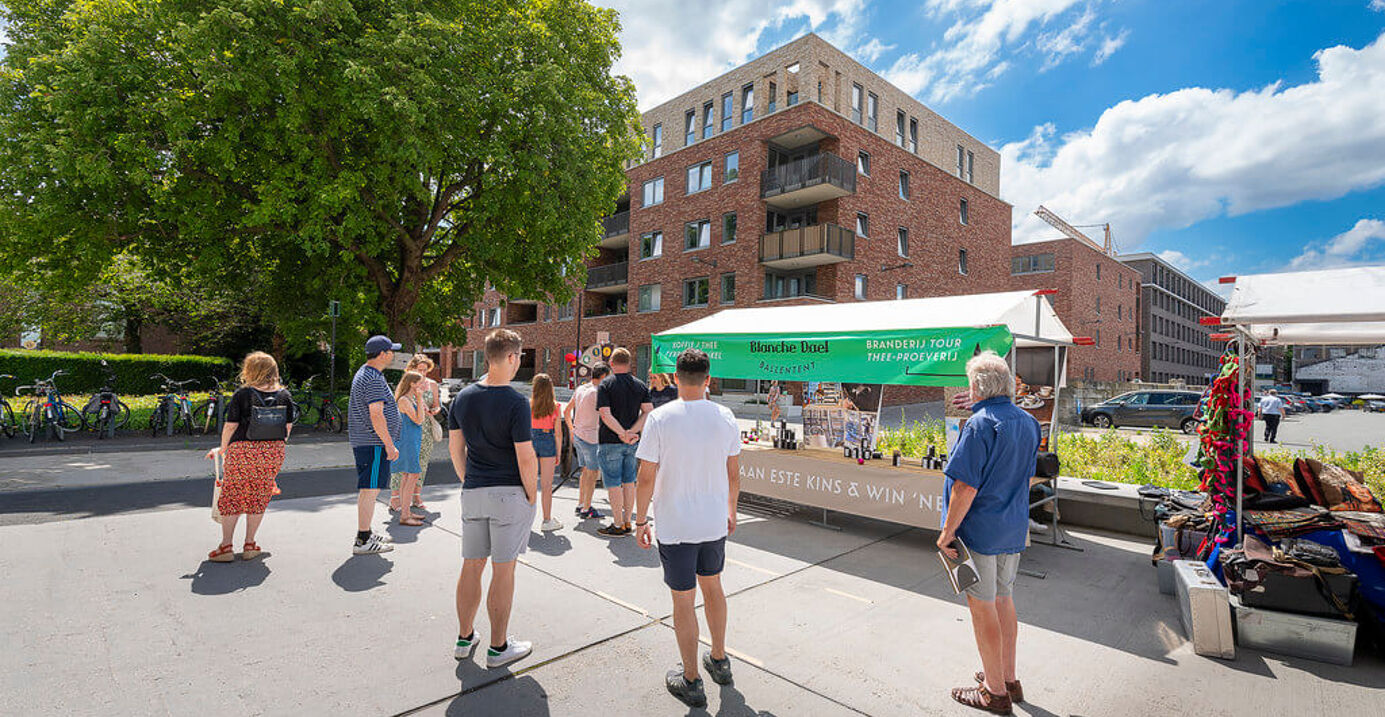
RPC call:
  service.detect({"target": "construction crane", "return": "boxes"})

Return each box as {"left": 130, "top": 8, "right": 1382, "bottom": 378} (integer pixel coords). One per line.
{"left": 1033, "top": 205, "right": 1113, "bottom": 255}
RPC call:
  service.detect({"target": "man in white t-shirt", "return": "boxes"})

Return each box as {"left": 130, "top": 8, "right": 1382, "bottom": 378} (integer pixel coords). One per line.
{"left": 1258, "top": 389, "right": 1285, "bottom": 444}
{"left": 633, "top": 348, "right": 741, "bottom": 709}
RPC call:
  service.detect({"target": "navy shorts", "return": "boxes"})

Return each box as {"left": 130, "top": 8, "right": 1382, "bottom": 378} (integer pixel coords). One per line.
{"left": 657, "top": 537, "right": 727, "bottom": 592}
{"left": 354, "top": 445, "right": 391, "bottom": 490}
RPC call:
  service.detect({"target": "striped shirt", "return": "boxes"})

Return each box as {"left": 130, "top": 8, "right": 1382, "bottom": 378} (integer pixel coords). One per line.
{"left": 348, "top": 364, "right": 400, "bottom": 447}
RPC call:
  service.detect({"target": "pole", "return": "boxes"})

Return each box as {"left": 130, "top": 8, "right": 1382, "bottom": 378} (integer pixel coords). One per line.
{"left": 328, "top": 300, "right": 340, "bottom": 397}
{"left": 1235, "top": 330, "right": 1249, "bottom": 544}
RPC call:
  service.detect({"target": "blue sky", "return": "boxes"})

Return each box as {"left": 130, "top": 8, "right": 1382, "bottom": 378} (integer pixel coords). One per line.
{"left": 602, "top": 0, "right": 1385, "bottom": 289}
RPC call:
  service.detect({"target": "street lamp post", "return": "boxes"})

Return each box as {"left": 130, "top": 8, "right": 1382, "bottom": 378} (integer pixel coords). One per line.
{"left": 328, "top": 300, "right": 341, "bottom": 396}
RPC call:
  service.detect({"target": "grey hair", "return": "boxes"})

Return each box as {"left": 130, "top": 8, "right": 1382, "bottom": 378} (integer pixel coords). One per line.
{"left": 967, "top": 351, "right": 1014, "bottom": 401}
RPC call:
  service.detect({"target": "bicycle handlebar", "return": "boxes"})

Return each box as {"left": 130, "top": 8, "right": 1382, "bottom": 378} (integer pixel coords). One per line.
{"left": 45, "top": 370, "right": 67, "bottom": 382}
{"left": 0, "top": 374, "right": 13, "bottom": 380}
{"left": 15, "top": 385, "right": 35, "bottom": 396}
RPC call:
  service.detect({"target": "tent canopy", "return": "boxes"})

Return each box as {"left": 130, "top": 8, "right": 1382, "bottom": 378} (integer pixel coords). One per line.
{"left": 651, "top": 290, "right": 1075, "bottom": 386}
{"left": 1221, "top": 266, "right": 1385, "bottom": 345}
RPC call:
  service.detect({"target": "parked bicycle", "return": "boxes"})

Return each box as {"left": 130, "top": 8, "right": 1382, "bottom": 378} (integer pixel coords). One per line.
{"left": 0, "top": 374, "right": 18, "bottom": 439}
{"left": 148, "top": 373, "right": 199, "bottom": 437}
{"left": 291, "top": 374, "right": 344, "bottom": 433}
{"left": 16, "top": 370, "right": 84, "bottom": 443}
{"left": 80, "top": 360, "right": 131, "bottom": 439}
{"left": 193, "top": 377, "right": 230, "bottom": 435}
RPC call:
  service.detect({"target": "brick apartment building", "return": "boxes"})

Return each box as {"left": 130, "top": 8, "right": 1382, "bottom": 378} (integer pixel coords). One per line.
{"left": 1008, "top": 238, "right": 1142, "bottom": 382}
{"left": 1119, "top": 252, "right": 1226, "bottom": 385}
{"left": 439, "top": 33, "right": 1013, "bottom": 392}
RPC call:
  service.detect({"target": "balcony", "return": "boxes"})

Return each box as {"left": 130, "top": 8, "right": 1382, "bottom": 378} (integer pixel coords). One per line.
{"left": 599, "top": 211, "right": 630, "bottom": 249}
{"left": 586, "top": 261, "right": 629, "bottom": 294}
{"left": 759, "top": 223, "right": 855, "bottom": 270}
{"left": 761, "top": 152, "right": 856, "bottom": 209}
{"left": 766, "top": 123, "right": 833, "bottom": 151}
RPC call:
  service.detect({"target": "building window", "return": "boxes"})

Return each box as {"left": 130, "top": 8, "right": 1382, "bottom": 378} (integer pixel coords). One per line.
{"left": 640, "top": 231, "right": 663, "bottom": 259}
{"left": 857, "top": 150, "right": 871, "bottom": 176}
{"left": 896, "top": 111, "right": 906, "bottom": 147}
{"left": 958, "top": 249, "right": 968, "bottom": 275}
{"left": 490, "top": 307, "right": 502, "bottom": 326}
{"left": 899, "top": 171, "right": 910, "bottom": 200}
{"left": 787, "top": 62, "right": 799, "bottom": 74}
{"left": 908, "top": 117, "right": 918, "bottom": 153}
{"left": 651, "top": 124, "right": 662, "bottom": 159}
{"left": 966, "top": 150, "right": 974, "bottom": 184}
{"left": 1011, "top": 253, "right": 1056, "bottom": 275}
{"left": 638, "top": 283, "right": 661, "bottom": 313}
{"left": 544, "top": 305, "right": 551, "bottom": 322}
{"left": 897, "top": 227, "right": 909, "bottom": 257}
{"left": 851, "top": 83, "right": 863, "bottom": 124}
{"left": 724, "top": 151, "right": 739, "bottom": 183}
{"left": 1118, "top": 304, "right": 1123, "bottom": 321}
{"left": 684, "top": 219, "right": 711, "bottom": 251}
{"left": 702, "top": 102, "right": 714, "bottom": 140}
{"left": 856, "top": 212, "right": 869, "bottom": 238}
{"left": 763, "top": 269, "right": 817, "bottom": 300}
{"left": 686, "top": 161, "right": 712, "bottom": 194}
{"left": 817, "top": 80, "right": 823, "bottom": 102}
{"left": 787, "top": 89, "right": 798, "bottom": 106}
{"left": 896, "top": 284, "right": 907, "bottom": 300}
{"left": 721, "top": 92, "right": 733, "bottom": 132}
{"left": 685, "top": 109, "right": 696, "bottom": 146}
{"left": 684, "top": 277, "right": 710, "bottom": 307}
{"left": 1096, "top": 264, "right": 1102, "bottom": 280}
{"left": 854, "top": 274, "right": 867, "bottom": 300}
{"left": 722, "top": 212, "right": 737, "bottom": 244}
{"left": 956, "top": 145, "right": 965, "bottom": 178}
{"left": 642, "top": 177, "right": 664, "bottom": 207}
{"left": 768, "top": 82, "right": 777, "bottom": 113}
{"left": 1096, "top": 296, "right": 1101, "bottom": 316}
{"left": 866, "top": 92, "right": 878, "bottom": 131}
{"left": 721, "top": 273, "right": 736, "bottom": 304}
{"left": 741, "top": 83, "right": 754, "bottom": 124}
{"left": 1096, "top": 328, "right": 1101, "bottom": 347}
{"left": 959, "top": 198, "right": 969, "bottom": 225}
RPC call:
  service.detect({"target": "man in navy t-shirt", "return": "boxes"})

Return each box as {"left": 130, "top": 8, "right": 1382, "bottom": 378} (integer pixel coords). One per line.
{"left": 938, "top": 351, "right": 1040, "bottom": 715}
{"left": 447, "top": 329, "right": 539, "bottom": 670}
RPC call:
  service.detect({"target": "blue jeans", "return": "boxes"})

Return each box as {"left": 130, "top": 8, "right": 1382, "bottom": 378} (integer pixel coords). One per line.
{"left": 598, "top": 442, "right": 639, "bottom": 488}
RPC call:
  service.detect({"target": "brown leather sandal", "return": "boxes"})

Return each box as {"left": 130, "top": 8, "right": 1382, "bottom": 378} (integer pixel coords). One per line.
{"left": 974, "top": 671, "right": 1024, "bottom": 703}
{"left": 951, "top": 685, "right": 1012, "bottom": 715}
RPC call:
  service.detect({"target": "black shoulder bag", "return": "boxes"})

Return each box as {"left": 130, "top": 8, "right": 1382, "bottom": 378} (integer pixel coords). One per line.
{"left": 245, "top": 390, "right": 289, "bottom": 441}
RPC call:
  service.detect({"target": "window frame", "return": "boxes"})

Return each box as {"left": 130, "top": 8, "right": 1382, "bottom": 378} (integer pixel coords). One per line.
{"left": 896, "top": 283, "right": 906, "bottom": 300}
{"left": 683, "top": 276, "right": 710, "bottom": 308}
{"left": 851, "top": 83, "right": 863, "bottom": 124}
{"left": 895, "top": 110, "right": 906, "bottom": 147}
{"left": 898, "top": 170, "right": 910, "bottom": 200}
{"left": 651, "top": 123, "right": 663, "bottom": 159}
{"left": 720, "top": 92, "right": 733, "bottom": 132}
{"left": 856, "top": 212, "right": 869, "bottom": 238}
{"left": 857, "top": 150, "right": 871, "bottom": 176}
{"left": 958, "top": 249, "right": 969, "bottom": 275}
{"left": 741, "top": 83, "right": 754, "bottom": 124}
{"left": 685, "top": 109, "right": 696, "bottom": 146}
{"left": 854, "top": 274, "right": 868, "bottom": 300}
{"left": 639, "top": 230, "right": 664, "bottom": 260}
{"left": 702, "top": 101, "right": 714, "bottom": 140}
{"left": 641, "top": 177, "right": 664, "bottom": 207}
{"left": 897, "top": 227, "right": 909, "bottom": 258}
{"left": 686, "top": 161, "right": 712, "bottom": 195}
{"left": 908, "top": 117, "right": 918, "bottom": 153}
{"left": 866, "top": 92, "right": 878, "bottom": 131}
{"left": 724, "top": 151, "right": 739, "bottom": 183}
{"left": 720, "top": 272, "right": 736, "bottom": 305}
{"left": 721, "top": 212, "right": 737, "bottom": 244}
{"left": 684, "top": 219, "right": 711, "bottom": 252}
{"left": 637, "top": 283, "right": 662, "bottom": 313}
{"left": 959, "top": 197, "right": 969, "bottom": 225}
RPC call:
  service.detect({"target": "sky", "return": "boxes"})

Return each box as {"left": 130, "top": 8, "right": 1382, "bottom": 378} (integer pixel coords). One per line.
{"left": 598, "top": 0, "right": 1385, "bottom": 291}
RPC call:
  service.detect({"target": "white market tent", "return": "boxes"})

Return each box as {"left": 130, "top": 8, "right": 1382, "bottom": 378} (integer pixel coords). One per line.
{"left": 1218, "top": 265, "right": 1385, "bottom": 539}
{"left": 655, "top": 289, "right": 1076, "bottom": 348}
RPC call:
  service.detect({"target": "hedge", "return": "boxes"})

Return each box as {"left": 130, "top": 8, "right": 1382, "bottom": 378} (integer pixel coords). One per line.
{"left": 0, "top": 349, "right": 233, "bottom": 397}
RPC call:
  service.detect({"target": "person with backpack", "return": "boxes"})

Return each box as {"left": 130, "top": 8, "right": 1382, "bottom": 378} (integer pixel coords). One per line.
{"left": 205, "top": 352, "right": 297, "bottom": 562}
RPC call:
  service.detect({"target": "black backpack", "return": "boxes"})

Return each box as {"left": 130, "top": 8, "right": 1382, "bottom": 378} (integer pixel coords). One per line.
{"left": 245, "top": 390, "right": 289, "bottom": 441}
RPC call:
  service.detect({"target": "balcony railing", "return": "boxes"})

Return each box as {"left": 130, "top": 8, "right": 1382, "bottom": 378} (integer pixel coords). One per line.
{"left": 602, "top": 211, "right": 630, "bottom": 238}
{"left": 759, "top": 223, "right": 855, "bottom": 268}
{"left": 586, "top": 261, "right": 629, "bottom": 290}
{"left": 760, "top": 152, "right": 856, "bottom": 203}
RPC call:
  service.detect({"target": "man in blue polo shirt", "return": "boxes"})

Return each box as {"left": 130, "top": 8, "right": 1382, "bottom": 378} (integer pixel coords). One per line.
{"left": 348, "top": 335, "right": 402, "bottom": 555}
{"left": 938, "top": 351, "right": 1040, "bottom": 715}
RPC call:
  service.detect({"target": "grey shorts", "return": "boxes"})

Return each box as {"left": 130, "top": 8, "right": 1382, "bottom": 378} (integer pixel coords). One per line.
{"left": 461, "top": 486, "right": 536, "bottom": 563}
{"left": 965, "top": 551, "right": 1021, "bottom": 602}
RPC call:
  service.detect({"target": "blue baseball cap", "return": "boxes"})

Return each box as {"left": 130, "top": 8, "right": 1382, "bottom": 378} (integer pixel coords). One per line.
{"left": 365, "top": 335, "right": 402, "bottom": 355}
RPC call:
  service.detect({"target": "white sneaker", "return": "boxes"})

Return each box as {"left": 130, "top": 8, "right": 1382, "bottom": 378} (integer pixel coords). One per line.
{"left": 486, "top": 638, "right": 533, "bottom": 669}
{"left": 352, "top": 533, "right": 395, "bottom": 555}
{"left": 541, "top": 519, "right": 563, "bottom": 532}
{"left": 1028, "top": 518, "right": 1049, "bottom": 533}
{"left": 454, "top": 634, "right": 479, "bottom": 661}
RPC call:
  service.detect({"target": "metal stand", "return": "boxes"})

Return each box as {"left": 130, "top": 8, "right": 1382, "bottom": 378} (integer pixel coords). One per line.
{"left": 1029, "top": 478, "right": 1084, "bottom": 553}
{"left": 809, "top": 507, "right": 842, "bottom": 531}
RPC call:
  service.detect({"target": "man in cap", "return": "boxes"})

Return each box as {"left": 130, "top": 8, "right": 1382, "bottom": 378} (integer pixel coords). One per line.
{"left": 348, "top": 335, "right": 402, "bottom": 554}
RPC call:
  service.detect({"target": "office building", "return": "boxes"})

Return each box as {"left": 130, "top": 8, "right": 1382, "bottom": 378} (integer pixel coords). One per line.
{"left": 1119, "top": 252, "right": 1227, "bottom": 385}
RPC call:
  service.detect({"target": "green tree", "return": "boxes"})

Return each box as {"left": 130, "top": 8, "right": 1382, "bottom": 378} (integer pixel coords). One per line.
{"left": 0, "top": 0, "right": 642, "bottom": 348}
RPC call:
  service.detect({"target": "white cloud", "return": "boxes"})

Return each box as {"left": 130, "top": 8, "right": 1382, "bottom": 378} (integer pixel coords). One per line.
{"left": 1002, "top": 31, "right": 1385, "bottom": 251}
{"left": 1156, "top": 250, "right": 1206, "bottom": 273}
{"left": 1092, "top": 28, "right": 1129, "bottom": 66}
{"left": 1289, "top": 219, "right": 1385, "bottom": 269}
{"left": 1372, "top": 1, "right": 1385, "bottom": 12}
{"left": 855, "top": 37, "right": 896, "bottom": 63}
{"left": 886, "top": 0, "right": 1101, "bottom": 103}
{"left": 600, "top": 0, "right": 866, "bottom": 110}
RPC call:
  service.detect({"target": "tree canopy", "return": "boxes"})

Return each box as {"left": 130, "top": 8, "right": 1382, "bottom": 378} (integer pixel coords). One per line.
{"left": 0, "top": 0, "right": 642, "bottom": 348}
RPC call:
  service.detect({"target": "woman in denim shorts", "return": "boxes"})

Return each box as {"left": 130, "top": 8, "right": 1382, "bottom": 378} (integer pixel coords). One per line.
{"left": 530, "top": 373, "right": 564, "bottom": 532}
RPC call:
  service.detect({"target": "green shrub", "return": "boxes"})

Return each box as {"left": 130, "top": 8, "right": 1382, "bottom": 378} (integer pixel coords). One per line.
{"left": 0, "top": 349, "right": 231, "bottom": 396}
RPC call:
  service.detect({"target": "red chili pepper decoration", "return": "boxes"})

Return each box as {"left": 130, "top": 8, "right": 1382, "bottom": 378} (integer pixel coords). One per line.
{"left": 1195, "top": 348, "right": 1251, "bottom": 547}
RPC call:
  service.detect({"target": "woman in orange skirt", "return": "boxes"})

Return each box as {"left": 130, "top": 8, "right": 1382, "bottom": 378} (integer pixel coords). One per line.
{"left": 205, "top": 352, "right": 296, "bottom": 562}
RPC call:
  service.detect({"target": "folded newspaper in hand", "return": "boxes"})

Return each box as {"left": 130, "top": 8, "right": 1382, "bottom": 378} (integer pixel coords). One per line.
{"left": 938, "top": 537, "right": 980, "bottom": 594}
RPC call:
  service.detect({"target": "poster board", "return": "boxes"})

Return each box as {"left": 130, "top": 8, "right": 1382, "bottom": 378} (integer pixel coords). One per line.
{"left": 802, "top": 381, "right": 884, "bottom": 450}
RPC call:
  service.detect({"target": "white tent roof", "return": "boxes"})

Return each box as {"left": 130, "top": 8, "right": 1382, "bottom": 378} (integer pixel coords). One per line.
{"left": 1222, "top": 266, "right": 1385, "bottom": 345}
{"left": 655, "top": 290, "right": 1075, "bottom": 347}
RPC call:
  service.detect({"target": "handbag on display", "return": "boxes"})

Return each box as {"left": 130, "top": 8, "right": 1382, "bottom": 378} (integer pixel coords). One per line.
{"left": 1221, "top": 535, "right": 1357, "bottom": 620}
{"left": 245, "top": 389, "right": 289, "bottom": 441}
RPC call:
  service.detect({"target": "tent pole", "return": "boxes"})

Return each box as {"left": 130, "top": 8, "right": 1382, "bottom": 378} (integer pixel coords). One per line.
{"left": 1235, "top": 330, "right": 1248, "bottom": 545}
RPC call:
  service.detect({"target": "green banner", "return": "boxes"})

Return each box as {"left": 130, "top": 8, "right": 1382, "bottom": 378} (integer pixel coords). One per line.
{"left": 651, "top": 327, "right": 1014, "bottom": 386}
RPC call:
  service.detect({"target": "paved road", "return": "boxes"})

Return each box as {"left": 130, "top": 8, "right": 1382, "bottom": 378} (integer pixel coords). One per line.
{"left": 1075, "top": 410, "right": 1385, "bottom": 452}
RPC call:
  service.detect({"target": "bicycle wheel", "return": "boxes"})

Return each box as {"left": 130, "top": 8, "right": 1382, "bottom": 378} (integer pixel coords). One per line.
{"left": 0, "top": 400, "right": 14, "bottom": 438}
{"left": 178, "top": 407, "right": 195, "bottom": 436}
{"left": 113, "top": 400, "right": 131, "bottom": 430}
{"left": 149, "top": 401, "right": 167, "bottom": 437}
{"left": 25, "top": 402, "right": 42, "bottom": 443}
{"left": 320, "top": 403, "right": 343, "bottom": 433}
{"left": 297, "top": 400, "right": 319, "bottom": 429}
{"left": 46, "top": 405, "right": 65, "bottom": 442}
{"left": 59, "top": 402, "right": 85, "bottom": 432}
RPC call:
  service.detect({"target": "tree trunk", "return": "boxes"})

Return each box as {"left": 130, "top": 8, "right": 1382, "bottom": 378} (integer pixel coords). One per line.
{"left": 382, "top": 289, "right": 418, "bottom": 350}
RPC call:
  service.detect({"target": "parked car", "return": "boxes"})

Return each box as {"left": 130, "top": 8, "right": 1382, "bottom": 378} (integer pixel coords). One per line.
{"left": 1081, "top": 390, "right": 1205, "bottom": 434}
{"left": 1312, "top": 397, "right": 1336, "bottom": 412}
{"left": 1366, "top": 400, "right": 1385, "bottom": 414}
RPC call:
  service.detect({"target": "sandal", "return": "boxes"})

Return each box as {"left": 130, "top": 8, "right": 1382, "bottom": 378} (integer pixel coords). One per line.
{"left": 242, "top": 542, "right": 263, "bottom": 560}
{"left": 399, "top": 516, "right": 425, "bottom": 527}
{"left": 951, "top": 685, "right": 1012, "bottom": 715}
{"left": 389, "top": 493, "right": 402, "bottom": 512}
{"left": 975, "top": 672, "right": 1023, "bottom": 703}
{"left": 208, "top": 544, "right": 235, "bottom": 563}
{"left": 412, "top": 500, "right": 429, "bottom": 512}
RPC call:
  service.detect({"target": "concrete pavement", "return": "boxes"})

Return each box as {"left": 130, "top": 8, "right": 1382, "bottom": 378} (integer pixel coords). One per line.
{"left": 2, "top": 476, "right": 1382, "bottom": 716}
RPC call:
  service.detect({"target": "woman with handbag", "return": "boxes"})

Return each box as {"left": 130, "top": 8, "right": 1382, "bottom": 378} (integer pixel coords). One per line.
{"left": 391, "top": 355, "right": 442, "bottom": 512}
{"left": 205, "top": 352, "right": 296, "bottom": 562}
{"left": 393, "top": 370, "right": 429, "bottom": 527}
